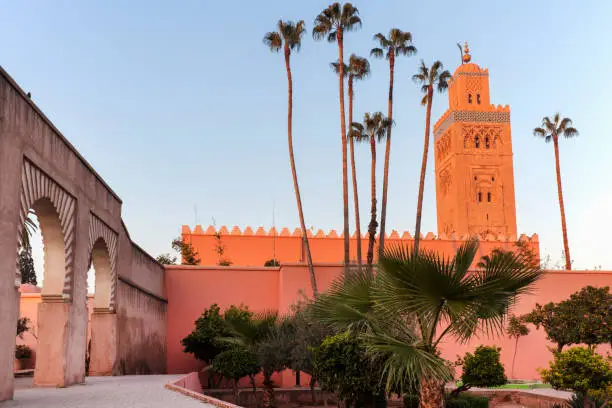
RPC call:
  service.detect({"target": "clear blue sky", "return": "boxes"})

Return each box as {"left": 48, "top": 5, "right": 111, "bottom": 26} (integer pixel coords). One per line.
{"left": 3, "top": 0, "right": 612, "bottom": 271}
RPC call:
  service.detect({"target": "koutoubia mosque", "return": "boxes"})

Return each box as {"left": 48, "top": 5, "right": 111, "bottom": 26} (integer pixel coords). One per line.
{"left": 181, "top": 46, "right": 530, "bottom": 266}
{"left": 1, "top": 47, "right": 609, "bottom": 404}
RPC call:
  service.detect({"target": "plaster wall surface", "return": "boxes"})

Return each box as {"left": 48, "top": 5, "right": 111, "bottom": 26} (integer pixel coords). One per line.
{"left": 0, "top": 66, "right": 166, "bottom": 400}
{"left": 116, "top": 278, "right": 167, "bottom": 375}
{"left": 164, "top": 264, "right": 611, "bottom": 384}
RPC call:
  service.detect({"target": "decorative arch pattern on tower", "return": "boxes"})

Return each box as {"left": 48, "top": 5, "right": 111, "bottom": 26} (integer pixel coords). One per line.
{"left": 88, "top": 213, "right": 119, "bottom": 312}
{"left": 16, "top": 159, "right": 76, "bottom": 301}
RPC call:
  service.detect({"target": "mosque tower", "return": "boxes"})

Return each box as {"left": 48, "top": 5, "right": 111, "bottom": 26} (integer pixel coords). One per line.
{"left": 433, "top": 43, "right": 517, "bottom": 238}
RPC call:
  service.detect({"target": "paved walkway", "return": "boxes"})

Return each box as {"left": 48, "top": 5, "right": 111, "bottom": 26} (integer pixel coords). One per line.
{"left": 2, "top": 375, "right": 216, "bottom": 408}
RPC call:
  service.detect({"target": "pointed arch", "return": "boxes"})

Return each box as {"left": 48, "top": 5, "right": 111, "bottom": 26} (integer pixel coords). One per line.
{"left": 88, "top": 213, "right": 118, "bottom": 312}
{"left": 15, "top": 160, "right": 76, "bottom": 301}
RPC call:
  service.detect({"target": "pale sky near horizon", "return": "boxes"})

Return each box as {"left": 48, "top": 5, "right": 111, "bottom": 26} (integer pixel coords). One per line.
{"left": 3, "top": 0, "right": 612, "bottom": 279}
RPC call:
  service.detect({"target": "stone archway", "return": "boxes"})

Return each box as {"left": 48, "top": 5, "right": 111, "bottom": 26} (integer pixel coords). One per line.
{"left": 87, "top": 214, "right": 118, "bottom": 376}
{"left": 14, "top": 160, "right": 78, "bottom": 387}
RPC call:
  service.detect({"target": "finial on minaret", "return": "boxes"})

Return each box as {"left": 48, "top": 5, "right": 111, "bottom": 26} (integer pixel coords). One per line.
{"left": 462, "top": 42, "right": 471, "bottom": 63}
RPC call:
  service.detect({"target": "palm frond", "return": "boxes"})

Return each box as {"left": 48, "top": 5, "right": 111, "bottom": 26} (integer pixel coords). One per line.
{"left": 348, "top": 54, "right": 370, "bottom": 80}
{"left": 396, "top": 44, "right": 417, "bottom": 57}
{"left": 263, "top": 31, "right": 282, "bottom": 52}
{"left": 312, "top": 268, "right": 377, "bottom": 333}
{"left": 370, "top": 47, "right": 384, "bottom": 58}
{"left": 563, "top": 126, "right": 578, "bottom": 138}
{"left": 420, "top": 94, "right": 428, "bottom": 106}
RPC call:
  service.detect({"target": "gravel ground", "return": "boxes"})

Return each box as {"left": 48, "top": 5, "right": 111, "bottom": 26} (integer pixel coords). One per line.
{"left": 2, "top": 375, "right": 216, "bottom": 408}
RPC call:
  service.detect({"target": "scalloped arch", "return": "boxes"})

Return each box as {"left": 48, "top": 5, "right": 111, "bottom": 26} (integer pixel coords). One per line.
{"left": 88, "top": 213, "right": 118, "bottom": 312}
{"left": 16, "top": 160, "right": 76, "bottom": 301}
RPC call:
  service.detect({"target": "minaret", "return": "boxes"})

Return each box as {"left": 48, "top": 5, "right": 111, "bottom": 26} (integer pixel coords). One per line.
{"left": 433, "top": 43, "right": 517, "bottom": 238}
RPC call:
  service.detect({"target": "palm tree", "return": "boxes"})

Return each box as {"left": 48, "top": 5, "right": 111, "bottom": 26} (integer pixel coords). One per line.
{"left": 412, "top": 61, "right": 451, "bottom": 254}
{"left": 21, "top": 210, "right": 37, "bottom": 251}
{"left": 533, "top": 114, "right": 578, "bottom": 270}
{"left": 332, "top": 55, "right": 370, "bottom": 269}
{"left": 314, "top": 240, "right": 542, "bottom": 408}
{"left": 225, "top": 312, "right": 293, "bottom": 408}
{"left": 313, "top": 3, "right": 362, "bottom": 274}
{"left": 507, "top": 315, "right": 529, "bottom": 379}
{"left": 350, "top": 113, "right": 392, "bottom": 268}
{"left": 264, "top": 21, "right": 318, "bottom": 297}
{"left": 370, "top": 29, "right": 416, "bottom": 257}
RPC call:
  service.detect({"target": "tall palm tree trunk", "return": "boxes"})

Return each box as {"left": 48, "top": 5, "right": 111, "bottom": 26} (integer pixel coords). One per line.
{"left": 285, "top": 46, "right": 318, "bottom": 297}
{"left": 419, "top": 377, "right": 444, "bottom": 408}
{"left": 414, "top": 87, "right": 433, "bottom": 254}
{"left": 379, "top": 53, "right": 395, "bottom": 258}
{"left": 337, "top": 31, "right": 350, "bottom": 274}
{"left": 367, "top": 136, "right": 377, "bottom": 267}
{"left": 348, "top": 76, "right": 363, "bottom": 270}
{"left": 553, "top": 137, "right": 571, "bottom": 270}
{"left": 511, "top": 336, "right": 519, "bottom": 378}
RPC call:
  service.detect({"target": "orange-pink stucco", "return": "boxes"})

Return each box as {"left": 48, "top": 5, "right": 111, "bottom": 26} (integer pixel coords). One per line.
{"left": 164, "top": 264, "right": 611, "bottom": 385}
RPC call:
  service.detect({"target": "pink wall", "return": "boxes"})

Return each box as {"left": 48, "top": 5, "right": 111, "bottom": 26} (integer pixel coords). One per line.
{"left": 165, "top": 266, "right": 280, "bottom": 373}
{"left": 17, "top": 286, "right": 94, "bottom": 370}
{"left": 165, "top": 264, "right": 611, "bottom": 385}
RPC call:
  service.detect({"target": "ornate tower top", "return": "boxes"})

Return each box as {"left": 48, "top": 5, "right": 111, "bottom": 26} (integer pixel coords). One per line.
{"left": 462, "top": 42, "right": 471, "bottom": 63}
{"left": 432, "top": 57, "right": 517, "bottom": 238}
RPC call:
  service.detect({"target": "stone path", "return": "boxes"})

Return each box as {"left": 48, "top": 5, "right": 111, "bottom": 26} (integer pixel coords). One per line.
{"left": 2, "top": 375, "right": 216, "bottom": 407}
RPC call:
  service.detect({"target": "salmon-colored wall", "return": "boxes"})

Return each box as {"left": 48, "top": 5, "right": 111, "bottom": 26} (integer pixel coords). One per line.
{"left": 165, "top": 266, "right": 280, "bottom": 374}
{"left": 164, "top": 264, "right": 611, "bottom": 384}
{"left": 17, "top": 286, "right": 94, "bottom": 370}
{"left": 182, "top": 225, "right": 539, "bottom": 268}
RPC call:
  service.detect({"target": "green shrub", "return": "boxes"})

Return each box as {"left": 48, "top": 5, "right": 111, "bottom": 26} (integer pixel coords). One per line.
{"left": 212, "top": 347, "right": 260, "bottom": 381}
{"left": 461, "top": 346, "right": 507, "bottom": 388}
{"left": 313, "top": 331, "right": 386, "bottom": 406}
{"left": 446, "top": 394, "right": 489, "bottom": 408}
{"left": 539, "top": 347, "right": 611, "bottom": 396}
{"left": 181, "top": 304, "right": 253, "bottom": 363}
{"left": 15, "top": 345, "right": 32, "bottom": 359}
{"left": 403, "top": 393, "right": 419, "bottom": 408}
{"left": 264, "top": 259, "right": 280, "bottom": 267}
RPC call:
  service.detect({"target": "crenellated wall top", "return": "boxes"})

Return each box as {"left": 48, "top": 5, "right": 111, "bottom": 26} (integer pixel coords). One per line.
{"left": 181, "top": 225, "right": 538, "bottom": 243}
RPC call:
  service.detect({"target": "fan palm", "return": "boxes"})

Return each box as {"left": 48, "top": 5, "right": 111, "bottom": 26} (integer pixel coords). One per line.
{"left": 313, "top": 3, "right": 362, "bottom": 274}
{"left": 412, "top": 61, "right": 451, "bottom": 254}
{"left": 264, "top": 20, "right": 318, "bottom": 297}
{"left": 332, "top": 55, "right": 370, "bottom": 269}
{"left": 370, "top": 29, "right": 416, "bottom": 257}
{"left": 314, "top": 240, "right": 542, "bottom": 408}
{"left": 350, "top": 113, "right": 392, "bottom": 268}
{"left": 533, "top": 114, "right": 578, "bottom": 270}
{"left": 224, "top": 312, "right": 293, "bottom": 408}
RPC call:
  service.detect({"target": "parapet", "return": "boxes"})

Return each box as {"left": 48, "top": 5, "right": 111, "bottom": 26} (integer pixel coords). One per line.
{"left": 181, "top": 225, "right": 538, "bottom": 243}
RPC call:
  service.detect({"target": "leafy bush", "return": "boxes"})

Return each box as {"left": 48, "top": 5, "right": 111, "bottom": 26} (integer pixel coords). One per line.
{"left": 212, "top": 347, "right": 259, "bottom": 400}
{"left": 461, "top": 346, "right": 506, "bottom": 388}
{"left": 15, "top": 345, "right": 32, "bottom": 359}
{"left": 264, "top": 259, "right": 280, "bottom": 267}
{"left": 16, "top": 317, "right": 30, "bottom": 339}
{"left": 523, "top": 286, "right": 611, "bottom": 352}
{"left": 182, "top": 304, "right": 252, "bottom": 363}
{"left": 403, "top": 393, "right": 419, "bottom": 408}
{"left": 313, "top": 331, "right": 386, "bottom": 406}
{"left": 446, "top": 394, "right": 489, "bottom": 408}
{"left": 539, "top": 347, "right": 611, "bottom": 397}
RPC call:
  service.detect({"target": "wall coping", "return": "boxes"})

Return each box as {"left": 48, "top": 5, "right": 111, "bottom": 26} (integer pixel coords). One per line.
{"left": 118, "top": 276, "right": 168, "bottom": 303}
{"left": 164, "top": 264, "right": 612, "bottom": 276}
{"left": 181, "top": 225, "right": 538, "bottom": 242}
{"left": 0, "top": 65, "right": 122, "bottom": 203}
{"left": 165, "top": 373, "right": 244, "bottom": 408}
{"left": 164, "top": 264, "right": 281, "bottom": 271}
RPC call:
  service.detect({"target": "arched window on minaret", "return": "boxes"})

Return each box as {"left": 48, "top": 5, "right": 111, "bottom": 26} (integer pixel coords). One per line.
{"left": 485, "top": 136, "right": 490, "bottom": 149}
{"left": 478, "top": 192, "right": 482, "bottom": 202}
{"left": 468, "top": 94, "right": 472, "bottom": 104}
{"left": 474, "top": 135, "right": 480, "bottom": 148}
{"left": 487, "top": 192, "right": 492, "bottom": 202}
{"left": 477, "top": 94, "right": 481, "bottom": 104}
{"left": 493, "top": 136, "right": 498, "bottom": 148}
